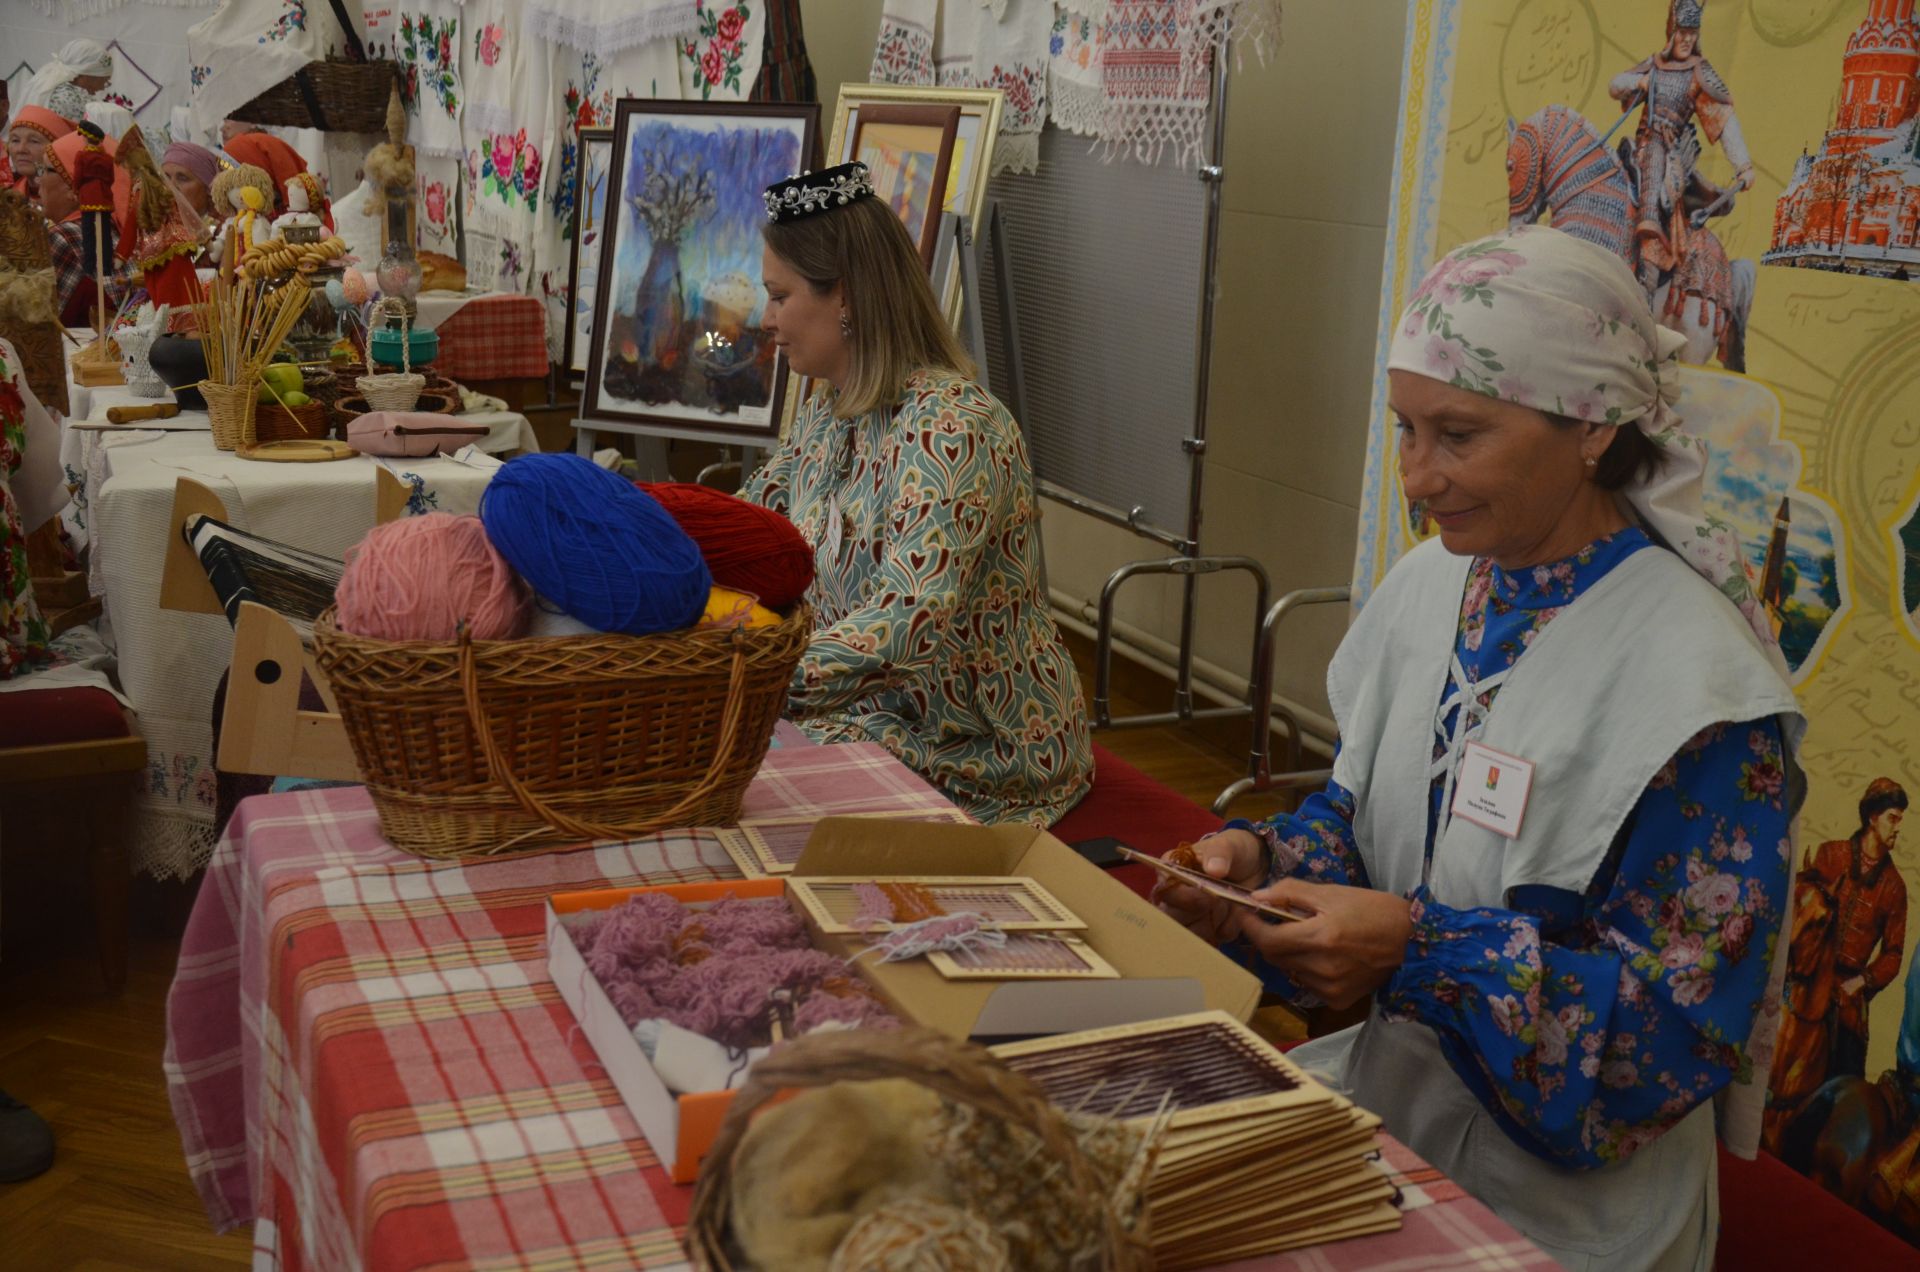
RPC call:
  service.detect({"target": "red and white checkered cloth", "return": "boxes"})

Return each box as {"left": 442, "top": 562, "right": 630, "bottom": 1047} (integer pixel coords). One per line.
{"left": 432, "top": 293, "right": 550, "bottom": 382}
{"left": 163, "top": 740, "right": 1549, "bottom": 1270}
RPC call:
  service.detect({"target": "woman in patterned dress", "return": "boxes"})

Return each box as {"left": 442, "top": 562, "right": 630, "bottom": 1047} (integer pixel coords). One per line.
{"left": 742, "top": 163, "right": 1092, "bottom": 828}
{"left": 1158, "top": 227, "right": 1802, "bottom": 1272}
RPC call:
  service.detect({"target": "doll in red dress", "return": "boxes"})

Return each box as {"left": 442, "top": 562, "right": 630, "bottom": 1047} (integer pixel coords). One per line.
{"left": 71, "top": 120, "right": 116, "bottom": 276}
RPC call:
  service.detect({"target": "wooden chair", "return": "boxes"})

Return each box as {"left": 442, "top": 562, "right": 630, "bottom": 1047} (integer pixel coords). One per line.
{"left": 0, "top": 687, "right": 145, "bottom": 991}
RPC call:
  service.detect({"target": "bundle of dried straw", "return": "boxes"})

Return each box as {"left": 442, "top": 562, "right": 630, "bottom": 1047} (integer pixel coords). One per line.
{"left": 193, "top": 273, "right": 310, "bottom": 388}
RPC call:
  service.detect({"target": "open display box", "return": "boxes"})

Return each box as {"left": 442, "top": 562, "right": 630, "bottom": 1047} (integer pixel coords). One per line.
{"left": 545, "top": 816, "right": 1259, "bottom": 1183}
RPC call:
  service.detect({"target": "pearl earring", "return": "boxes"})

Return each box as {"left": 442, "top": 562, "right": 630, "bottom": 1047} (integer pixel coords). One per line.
{"left": 1584, "top": 455, "right": 1598, "bottom": 469}
{"left": 839, "top": 311, "right": 851, "bottom": 339}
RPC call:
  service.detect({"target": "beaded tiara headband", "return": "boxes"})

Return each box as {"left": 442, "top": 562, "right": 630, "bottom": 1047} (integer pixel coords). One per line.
{"left": 763, "top": 162, "right": 874, "bottom": 224}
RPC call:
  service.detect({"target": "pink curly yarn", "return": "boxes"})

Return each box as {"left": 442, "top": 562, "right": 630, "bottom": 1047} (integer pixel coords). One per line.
{"left": 335, "top": 513, "right": 532, "bottom": 640}
{"left": 572, "top": 893, "right": 896, "bottom": 1049}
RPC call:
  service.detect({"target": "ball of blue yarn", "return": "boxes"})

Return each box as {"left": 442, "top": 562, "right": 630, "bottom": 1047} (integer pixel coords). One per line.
{"left": 480, "top": 453, "right": 712, "bottom": 636}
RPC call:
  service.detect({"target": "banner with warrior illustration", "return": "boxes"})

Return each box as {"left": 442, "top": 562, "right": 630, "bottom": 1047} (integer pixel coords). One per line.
{"left": 1357, "top": 0, "right": 1920, "bottom": 1238}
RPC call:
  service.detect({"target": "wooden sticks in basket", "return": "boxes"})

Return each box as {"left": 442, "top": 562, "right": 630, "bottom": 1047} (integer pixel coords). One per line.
{"left": 193, "top": 273, "right": 311, "bottom": 388}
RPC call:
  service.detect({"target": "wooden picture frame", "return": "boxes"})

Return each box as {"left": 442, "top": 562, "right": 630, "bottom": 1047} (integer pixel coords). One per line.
{"left": 845, "top": 102, "right": 960, "bottom": 271}
{"left": 786, "top": 876, "right": 1086, "bottom": 934}
{"left": 716, "top": 807, "right": 974, "bottom": 876}
{"left": 561, "top": 128, "right": 614, "bottom": 379}
{"left": 583, "top": 99, "right": 819, "bottom": 445}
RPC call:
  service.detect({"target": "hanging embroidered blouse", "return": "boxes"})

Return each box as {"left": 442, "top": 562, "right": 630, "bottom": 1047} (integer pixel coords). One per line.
{"left": 1227, "top": 528, "right": 1791, "bottom": 1168}
{"left": 741, "top": 369, "right": 1093, "bottom": 828}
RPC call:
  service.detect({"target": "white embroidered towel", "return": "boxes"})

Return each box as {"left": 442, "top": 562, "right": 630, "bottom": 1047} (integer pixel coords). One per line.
{"left": 527, "top": 0, "right": 702, "bottom": 55}
{"left": 974, "top": 0, "right": 1054, "bottom": 174}
{"left": 871, "top": 0, "right": 938, "bottom": 86}
{"left": 1049, "top": 7, "right": 1106, "bottom": 138}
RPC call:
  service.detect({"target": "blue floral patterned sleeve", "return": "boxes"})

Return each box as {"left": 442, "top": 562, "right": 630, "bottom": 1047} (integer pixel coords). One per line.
{"left": 1379, "top": 718, "right": 1791, "bottom": 1168}
{"left": 1217, "top": 773, "right": 1372, "bottom": 1005}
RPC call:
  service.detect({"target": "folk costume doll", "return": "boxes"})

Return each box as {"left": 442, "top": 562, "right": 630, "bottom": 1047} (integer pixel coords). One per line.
{"left": 117, "top": 127, "right": 205, "bottom": 318}
{"left": 742, "top": 163, "right": 1093, "bottom": 828}
{"left": 70, "top": 121, "right": 115, "bottom": 276}
{"left": 207, "top": 164, "right": 275, "bottom": 269}
{"left": 1157, "top": 226, "right": 1803, "bottom": 1272}
{"left": 220, "top": 127, "right": 310, "bottom": 217}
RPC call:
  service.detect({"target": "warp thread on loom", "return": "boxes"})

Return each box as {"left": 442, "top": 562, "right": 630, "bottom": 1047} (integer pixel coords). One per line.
{"left": 334, "top": 512, "right": 531, "bottom": 640}
{"left": 642, "top": 481, "right": 816, "bottom": 610}
{"left": 482, "top": 453, "right": 711, "bottom": 635}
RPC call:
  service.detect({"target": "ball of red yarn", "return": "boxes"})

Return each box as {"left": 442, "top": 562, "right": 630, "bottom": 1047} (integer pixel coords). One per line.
{"left": 639, "top": 482, "right": 815, "bottom": 610}
{"left": 335, "top": 513, "right": 532, "bottom": 640}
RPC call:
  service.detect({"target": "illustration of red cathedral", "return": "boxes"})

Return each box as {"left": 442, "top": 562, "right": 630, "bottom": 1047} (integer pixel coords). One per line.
{"left": 1767, "top": 0, "right": 1920, "bottom": 279}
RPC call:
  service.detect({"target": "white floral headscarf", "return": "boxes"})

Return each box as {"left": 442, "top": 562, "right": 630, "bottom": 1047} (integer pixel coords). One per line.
{"left": 1387, "top": 224, "right": 1783, "bottom": 666}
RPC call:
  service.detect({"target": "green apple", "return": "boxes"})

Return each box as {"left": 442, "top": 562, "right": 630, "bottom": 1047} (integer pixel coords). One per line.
{"left": 281, "top": 391, "right": 312, "bottom": 407}
{"left": 258, "top": 363, "right": 305, "bottom": 403}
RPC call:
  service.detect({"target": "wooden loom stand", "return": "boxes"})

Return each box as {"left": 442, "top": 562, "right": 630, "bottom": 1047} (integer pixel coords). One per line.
{"left": 157, "top": 471, "right": 417, "bottom": 782}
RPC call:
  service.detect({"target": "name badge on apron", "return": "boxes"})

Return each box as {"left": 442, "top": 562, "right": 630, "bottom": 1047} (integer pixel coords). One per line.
{"left": 1449, "top": 741, "right": 1534, "bottom": 839}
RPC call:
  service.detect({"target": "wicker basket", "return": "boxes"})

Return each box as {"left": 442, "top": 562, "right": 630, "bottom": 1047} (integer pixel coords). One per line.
{"left": 255, "top": 400, "right": 332, "bottom": 443}
{"left": 231, "top": 57, "right": 400, "bottom": 132}
{"left": 200, "top": 378, "right": 258, "bottom": 451}
{"left": 357, "top": 297, "right": 425, "bottom": 410}
{"left": 685, "top": 1027, "right": 1152, "bottom": 1271}
{"left": 310, "top": 603, "right": 814, "bottom": 860}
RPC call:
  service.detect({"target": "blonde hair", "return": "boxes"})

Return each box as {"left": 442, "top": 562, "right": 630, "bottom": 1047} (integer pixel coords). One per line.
{"left": 762, "top": 196, "right": 973, "bottom": 418}
{"left": 209, "top": 163, "right": 273, "bottom": 217}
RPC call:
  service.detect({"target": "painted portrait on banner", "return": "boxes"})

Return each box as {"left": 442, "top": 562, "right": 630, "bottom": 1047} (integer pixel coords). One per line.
{"left": 1361, "top": 0, "right": 1920, "bottom": 1236}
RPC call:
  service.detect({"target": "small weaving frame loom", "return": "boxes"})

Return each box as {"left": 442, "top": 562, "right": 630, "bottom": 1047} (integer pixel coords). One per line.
{"left": 156, "top": 473, "right": 415, "bottom": 782}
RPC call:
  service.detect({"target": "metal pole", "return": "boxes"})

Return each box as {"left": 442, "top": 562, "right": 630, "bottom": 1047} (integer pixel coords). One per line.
{"left": 1175, "top": 51, "right": 1233, "bottom": 719}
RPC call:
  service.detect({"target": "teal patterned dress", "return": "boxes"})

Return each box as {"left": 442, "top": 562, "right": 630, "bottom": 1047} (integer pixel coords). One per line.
{"left": 742, "top": 369, "right": 1093, "bottom": 827}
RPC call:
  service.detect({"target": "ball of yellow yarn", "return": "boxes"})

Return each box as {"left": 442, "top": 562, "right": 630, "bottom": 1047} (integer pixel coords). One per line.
{"left": 698, "top": 585, "right": 780, "bottom": 631}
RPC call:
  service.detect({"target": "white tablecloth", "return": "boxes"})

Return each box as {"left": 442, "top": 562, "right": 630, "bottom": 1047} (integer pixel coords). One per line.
{"left": 79, "top": 430, "right": 513, "bottom": 880}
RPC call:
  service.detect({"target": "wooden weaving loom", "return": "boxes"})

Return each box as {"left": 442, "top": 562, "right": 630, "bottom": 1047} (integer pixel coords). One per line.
{"left": 156, "top": 472, "right": 417, "bottom": 783}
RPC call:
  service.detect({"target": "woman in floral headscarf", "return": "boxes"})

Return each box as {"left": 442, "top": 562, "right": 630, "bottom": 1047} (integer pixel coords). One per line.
{"left": 1158, "top": 225, "right": 1802, "bottom": 1271}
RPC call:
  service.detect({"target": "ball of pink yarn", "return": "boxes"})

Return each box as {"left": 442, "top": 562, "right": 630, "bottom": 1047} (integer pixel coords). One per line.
{"left": 341, "top": 267, "right": 371, "bottom": 306}
{"left": 335, "top": 513, "right": 532, "bottom": 640}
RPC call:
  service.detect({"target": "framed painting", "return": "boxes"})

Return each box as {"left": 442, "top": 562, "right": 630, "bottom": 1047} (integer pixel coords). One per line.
{"left": 828, "top": 85, "right": 1004, "bottom": 317}
{"left": 846, "top": 103, "right": 959, "bottom": 271}
{"left": 584, "top": 99, "right": 819, "bottom": 444}
{"left": 562, "top": 128, "right": 613, "bottom": 378}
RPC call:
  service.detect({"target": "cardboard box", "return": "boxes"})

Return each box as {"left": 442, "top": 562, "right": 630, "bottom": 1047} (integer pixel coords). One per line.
{"left": 789, "top": 817, "right": 1259, "bottom": 1039}
{"left": 545, "top": 817, "right": 1259, "bottom": 1183}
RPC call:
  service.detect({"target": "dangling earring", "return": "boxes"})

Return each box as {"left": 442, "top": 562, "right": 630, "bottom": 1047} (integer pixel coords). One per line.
{"left": 839, "top": 310, "right": 852, "bottom": 340}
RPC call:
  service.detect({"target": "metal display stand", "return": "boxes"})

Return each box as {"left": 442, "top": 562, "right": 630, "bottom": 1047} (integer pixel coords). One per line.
{"left": 964, "top": 55, "right": 1275, "bottom": 738}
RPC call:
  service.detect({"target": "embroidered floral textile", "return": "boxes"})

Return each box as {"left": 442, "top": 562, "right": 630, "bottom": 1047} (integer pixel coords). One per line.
{"left": 741, "top": 370, "right": 1093, "bottom": 827}
{"left": 872, "top": 0, "right": 937, "bottom": 85}
{"left": 677, "top": 0, "right": 766, "bottom": 102}
{"left": 1236, "top": 533, "right": 1790, "bottom": 1169}
{"left": 1049, "top": 8, "right": 1106, "bottom": 138}
{"left": 364, "top": 3, "right": 465, "bottom": 157}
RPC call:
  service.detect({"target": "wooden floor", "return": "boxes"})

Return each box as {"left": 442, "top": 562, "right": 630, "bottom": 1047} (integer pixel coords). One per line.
{"left": 0, "top": 654, "right": 1304, "bottom": 1269}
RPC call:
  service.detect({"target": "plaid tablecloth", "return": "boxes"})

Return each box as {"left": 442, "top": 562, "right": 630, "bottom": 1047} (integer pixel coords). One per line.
{"left": 163, "top": 741, "right": 1549, "bottom": 1271}
{"left": 431, "top": 293, "right": 550, "bottom": 382}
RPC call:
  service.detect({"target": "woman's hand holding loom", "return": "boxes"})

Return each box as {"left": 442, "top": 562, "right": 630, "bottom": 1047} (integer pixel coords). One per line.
{"left": 1153, "top": 828, "right": 1267, "bottom": 944}
{"left": 1238, "top": 880, "right": 1414, "bottom": 1010}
